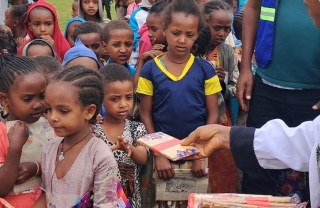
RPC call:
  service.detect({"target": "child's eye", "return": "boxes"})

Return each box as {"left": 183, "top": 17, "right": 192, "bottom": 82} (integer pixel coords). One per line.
{"left": 92, "top": 44, "right": 100, "bottom": 50}
{"left": 40, "top": 93, "right": 45, "bottom": 99}
{"left": 45, "top": 108, "right": 51, "bottom": 113}
{"left": 22, "top": 97, "right": 32, "bottom": 102}
{"left": 125, "top": 42, "right": 133, "bottom": 47}
{"left": 112, "top": 43, "right": 120, "bottom": 47}
{"left": 187, "top": 34, "right": 194, "bottom": 38}
{"left": 59, "top": 109, "right": 69, "bottom": 114}
{"left": 46, "top": 22, "right": 52, "bottom": 26}
{"left": 126, "top": 96, "right": 133, "bottom": 100}
{"left": 111, "top": 97, "right": 119, "bottom": 102}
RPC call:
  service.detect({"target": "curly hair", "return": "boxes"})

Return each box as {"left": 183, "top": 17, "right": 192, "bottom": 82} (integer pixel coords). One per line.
{"left": 0, "top": 29, "right": 17, "bottom": 55}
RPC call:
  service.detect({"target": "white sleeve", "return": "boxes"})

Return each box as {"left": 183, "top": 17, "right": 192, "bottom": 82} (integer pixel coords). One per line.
{"left": 254, "top": 116, "right": 320, "bottom": 172}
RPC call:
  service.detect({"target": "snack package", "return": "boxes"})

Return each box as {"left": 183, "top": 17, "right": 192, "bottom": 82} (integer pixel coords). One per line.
{"left": 137, "top": 132, "right": 198, "bottom": 161}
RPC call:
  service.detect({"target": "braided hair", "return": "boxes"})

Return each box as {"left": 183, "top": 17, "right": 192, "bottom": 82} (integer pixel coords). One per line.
{"left": 0, "top": 54, "right": 39, "bottom": 93}
{"left": 51, "top": 66, "right": 104, "bottom": 124}
{"left": 163, "top": 0, "right": 206, "bottom": 31}
{"left": 195, "top": 0, "right": 231, "bottom": 56}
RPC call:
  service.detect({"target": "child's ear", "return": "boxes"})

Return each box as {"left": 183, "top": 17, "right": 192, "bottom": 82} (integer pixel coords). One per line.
{"left": 84, "top": 104, "right": 97, "bottom": 121}
{"left": 13, "top": 20, "right": 18, "bottom": 27}
{"left": 28, "top": 22, "right": 32, "bottom": 31}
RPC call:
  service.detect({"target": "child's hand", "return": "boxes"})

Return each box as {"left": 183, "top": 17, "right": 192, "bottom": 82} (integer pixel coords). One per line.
{"left": 16, "top": 37, "right": 27, "bottom": 48}
{"left": 141, "top": 49, "right": 162, "bottom": 61}
{"left": 111, "top": 136, "right": 132, "bottom": 157}
{"left": 215, "top": 66, "right": 226, "bottom": 81}
{"left": 7, "top": 121, "right": 29, "bottom": 150}
{"left": 191, "top": 159, "right": 207, "bottom": 178}
{"left": 40, "top": 35, "right": 54, "bottom": 46}
{"left": 155, "top": 155, "right": 174, "bottom": 180}
{"left": 151, "top": 43, "right": 165, "bottom": 51}
{"left": 96, "top": 114, "right": 104, "bottom": 124}
{"left": 16, "top": 162, "right": 37, "bottom": 184}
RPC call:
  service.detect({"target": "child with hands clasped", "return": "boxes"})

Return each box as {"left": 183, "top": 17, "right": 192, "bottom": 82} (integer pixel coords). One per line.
{"left": 137, "top": 0, "right": 222, "bottom": 207}
{"left": 94, "top": 63, "right": 148, "bottom": 208}
{"left": 0, "top": 55, "right": 48, "bottom": 207}
{"left": 33, "top": 66, "right": 118, "bottom": 207}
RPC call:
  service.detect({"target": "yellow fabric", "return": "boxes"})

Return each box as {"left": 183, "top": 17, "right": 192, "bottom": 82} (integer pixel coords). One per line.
{"left": 154, "top": 54, "right": 195, "bottom": 81}
{"left": 136, "top": 77, "right": 154, "bottom": 96}
{"left": 205, "top": 75, "right": 222, "bottom": 95}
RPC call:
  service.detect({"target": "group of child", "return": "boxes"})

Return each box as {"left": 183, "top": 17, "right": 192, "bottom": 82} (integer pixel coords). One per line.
{"left": 0, "top": 0, "right": 245, "bottom": 207}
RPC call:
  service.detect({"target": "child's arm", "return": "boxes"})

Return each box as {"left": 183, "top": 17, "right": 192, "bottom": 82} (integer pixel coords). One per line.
{"left": 205, "top": 94, "right": 219, "bottom": 125}
{"left": 191, "top": 94, "right": 219, "bottom": 178}
{"left": 0, "top": 121, "right": 29, "bottom": 197}
{"left": 140, "top": 94, "right": 175, "bottom": 180}
{"left": 112, "top": 136, "right": 148, "bottom": 165}
{"left": 32, "top": 193, "right": 46, "bottom": 208}
{"left": 140, "top": 94, "right": 155, "bottom": 134}
{"left": 16, "top": 162, "right": 40, "bottom": 184}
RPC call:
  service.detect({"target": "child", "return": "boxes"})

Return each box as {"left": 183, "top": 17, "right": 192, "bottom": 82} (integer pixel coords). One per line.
{"left": 78, "top": 0, "right": 105, "bottom": 23}
{"left": 102, "top": 20, "right": 135, "bottom": 76}
{"left": 136, "top": 0, "right": 221, "bottom": 207}
{"left": 17, "top": 0, "right": 70, "bottom": 61}
{"left": 134, "top": 0, "right": 167, "bottom": 86}
{"left": 4, "top": 4, "right": 29, "bottom": 47}
{"left": 194, "top": 0, "right": 239, "bottom": 193}
{"left": 33, "top": 66, "right": 119, "bottom": 207}
{"left": 63, "top": 38, "right": 102, "bottom": 71}
{"left": 22, "top": 39, "right": 56, "bottom": 58}
{"left": 0, "top": 55, "right": 48, "bottom": 207}
{"left": 32, "top": 56, "right": 63, "bottom": 81}
{"left": 94, "top": 63, "right": 148, "bottom": 208}
{"left": 73, "top": 21, "right": 104, "bottom": 65}
{"left": 64, "top": 17, "right": 86, "bottom": 47}
{"left": 71, "top": 0, "right": 79, "bottom": 17}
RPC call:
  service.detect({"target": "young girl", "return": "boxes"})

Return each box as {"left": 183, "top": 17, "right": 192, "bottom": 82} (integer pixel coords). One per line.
{"left": 94, "top": 63, "right": 148, "bottom": 208}
{"left": 194, "top": 0, "right": 238, "bottom": 193}
{"left": 0, "top": 55, "right": 48, "bottom": 207}
{"left": 17, "top": 0, "right": 70, "bottom": 61}
{"left": 34, "top": 66, "right": 119, "bottom": 207}
{"left": 78, "top": 0, "right": 106, "bottom": 23}
{"left": 137, "top": 0, "right": 222, "bottom": 207}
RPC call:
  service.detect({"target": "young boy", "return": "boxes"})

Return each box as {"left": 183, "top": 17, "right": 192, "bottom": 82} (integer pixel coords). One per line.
{"left": 73, "top": 21, "right": 105, "bottom": 65}
{"left": 102, "top": 20, "right": 135, "bottom": 76}
{"left": 17, "top": 0, "right": 70, "bottom": 61}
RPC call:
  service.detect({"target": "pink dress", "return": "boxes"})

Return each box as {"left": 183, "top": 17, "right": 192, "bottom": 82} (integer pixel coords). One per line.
{"left": 41, "top": 136, "right": 119, "bottom": 207}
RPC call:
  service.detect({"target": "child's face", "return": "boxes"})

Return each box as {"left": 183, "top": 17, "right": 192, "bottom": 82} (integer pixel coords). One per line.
{"left": 27, "top": 44, "right": 54, "bottom": 58}
{"left": 72, "top": 1, "right": 79, "bottom": 18}
{"left": 1, "top": 72, "right": 47, "bottom": 123}
{"left": 28, "top": 7, "right": 55, "bottom": 39}
{"left": 45, "top": 81, "right": 96, "bottom": 137}
{"left": 78, "top": 32, "right": 102, "bottom": 59}
{"left": 67, "top": 21, "right": 82, "bottom": 47}
{"left": 66, "top": 57, "right": 99, "bottom": 71}
{"left": 105, "top": 30, "right": 133, "bottom": 65}
{"left": 4, "top": 8, "right": 15, "bottom": 31}
{"left": 146, "top": 13, "right": 166, "bottom": 45}
{"left": 164, "top": 13, "right": 199, "bottom": 56}
{"left": 81, "top": 0, "right": 99, "bottom": 17}
{"left": 103, "top": 80, "right": 133, "bottom": 122}
{"left": 207, "top": 10, "right": 232, "bottom": 46}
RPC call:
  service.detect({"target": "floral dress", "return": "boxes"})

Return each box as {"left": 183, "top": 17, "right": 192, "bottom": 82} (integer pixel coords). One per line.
{"left": 94, "top": 119, "right": 148, "bottom": 208}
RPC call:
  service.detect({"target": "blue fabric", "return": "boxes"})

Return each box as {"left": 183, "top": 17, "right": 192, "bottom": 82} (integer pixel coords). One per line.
{"left": 62, "top": 38, "right": 102, "bottom": 68}
{"left": 106, "top": 59, "right": 136, "bottom": 77}
{"left": 257, "top": 0, "right": 320, "bottom": 89}
{"left": 139, "top": 58, "right": 217, "bottom": 139}
{"left": 237, "top": 0, "right": 247, "bottom": 13}
{"left": 64, "top": 17, "right": 86, "bottom": 39}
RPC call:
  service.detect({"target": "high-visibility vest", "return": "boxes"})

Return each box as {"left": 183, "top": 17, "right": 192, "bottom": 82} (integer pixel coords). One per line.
{"left": 255, "top": 0, "right": 278, "bottom": 68}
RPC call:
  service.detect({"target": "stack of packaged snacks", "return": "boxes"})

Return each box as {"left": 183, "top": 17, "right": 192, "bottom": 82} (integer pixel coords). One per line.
{"left": 187, "top": 193, "right": 308, "bottom": 208}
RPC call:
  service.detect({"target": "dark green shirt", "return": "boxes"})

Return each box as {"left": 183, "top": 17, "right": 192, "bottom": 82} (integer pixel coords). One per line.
{"left": 257, "top": 0, "right": 320, "bottom": 89}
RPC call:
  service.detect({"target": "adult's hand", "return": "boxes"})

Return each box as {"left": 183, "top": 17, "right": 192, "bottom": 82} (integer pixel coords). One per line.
{"left": 236, "top": 69, "right": 254, "bottom": 112}
{"left": 181, "top": 124, "right": 231, "bottom": 159}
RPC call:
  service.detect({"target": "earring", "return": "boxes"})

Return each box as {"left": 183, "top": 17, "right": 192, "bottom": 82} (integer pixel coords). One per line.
{"left": 0, "top": 103, "right": 9, "bottom": 119}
